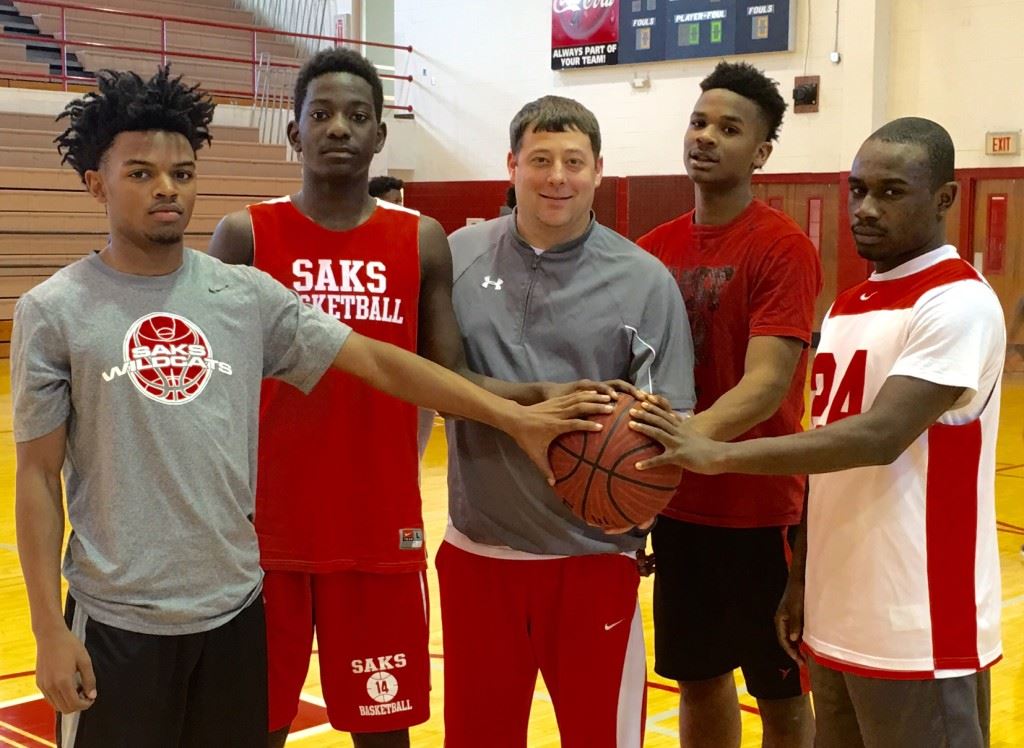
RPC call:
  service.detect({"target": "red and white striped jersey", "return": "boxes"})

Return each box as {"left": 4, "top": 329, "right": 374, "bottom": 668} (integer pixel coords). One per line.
{"left": 804, "top": 245, "right": 1005, "bottom": 679}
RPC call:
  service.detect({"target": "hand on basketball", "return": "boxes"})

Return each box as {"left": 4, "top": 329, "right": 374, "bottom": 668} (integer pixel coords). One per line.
{"left": 628, "top": 398, "right": 726, "bottom": 474}
{"left": 538, "top": 378, "right": 642, "bottom": 403}
{"left": 775, "top": 580, "right": 806, "bottom": 663}
{"left": 35, "top": 626, "right": 97, "bottom": 714}
{"left": 513, "top": 391, "right": 614, "bottom": 484}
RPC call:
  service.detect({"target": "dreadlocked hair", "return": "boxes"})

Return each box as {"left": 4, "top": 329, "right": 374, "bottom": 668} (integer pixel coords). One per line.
{"left": 55, "top": 65, "right": 215, "bottom": 180}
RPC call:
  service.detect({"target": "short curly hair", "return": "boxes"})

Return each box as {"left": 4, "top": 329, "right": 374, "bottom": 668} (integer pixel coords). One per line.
{"left": 868, "top": 117, "right": 955, "bottom": 190}
{"left": 368, "top": 175, "right": 404, "bottom": 196}
{"left": 293, "top": 47, "right": 383, "bottom": 122}
{"left": 699, "top": 61, "right": 787, "bottom": 142}
{"left": 509, "top": 95, "right": 601, "bottom": 158}
{"left": 55, "top": 66, "right": 215, "bottom": 181}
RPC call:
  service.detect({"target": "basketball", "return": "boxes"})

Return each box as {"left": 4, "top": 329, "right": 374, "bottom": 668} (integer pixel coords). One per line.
{"left": 548, "top": 394, "right": 683, "bottom": 529}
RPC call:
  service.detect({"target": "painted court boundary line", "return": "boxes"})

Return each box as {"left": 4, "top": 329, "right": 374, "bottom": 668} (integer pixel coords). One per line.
{"left": 0, "top": 720, "right": 55, "bottom": 748}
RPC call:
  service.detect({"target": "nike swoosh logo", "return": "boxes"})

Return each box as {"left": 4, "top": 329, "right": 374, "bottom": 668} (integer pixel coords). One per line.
{"left": 208, "top": 284, "right": 230, "bottom": 293}
{"left": 604, "top": 619, "right": 624, "bottom": 631}
{"left": 859, "top": 291, "right": 877, "bottom": 301}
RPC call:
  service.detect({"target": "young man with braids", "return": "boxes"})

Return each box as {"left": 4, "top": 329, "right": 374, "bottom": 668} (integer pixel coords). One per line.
{"left": 636, "top": 61, "right": 821, "bottom": 747}
{"left": 12, "top": 66, "right": 607, "bottom": 747}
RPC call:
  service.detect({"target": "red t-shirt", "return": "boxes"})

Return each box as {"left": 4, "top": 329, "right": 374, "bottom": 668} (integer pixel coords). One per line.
{"left": 250, "top": 197, "right": 425, "bottom": 572}
{"left": 637, "top": 199, "right": 822, "bottom": 527}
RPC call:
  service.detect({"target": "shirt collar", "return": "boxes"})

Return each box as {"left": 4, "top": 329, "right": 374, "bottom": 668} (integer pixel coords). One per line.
{"left": 870, "top": 245, "right": 960, "bottom": 281}
{"left": 506, "top": 209, "right": 596, "bottom": 258}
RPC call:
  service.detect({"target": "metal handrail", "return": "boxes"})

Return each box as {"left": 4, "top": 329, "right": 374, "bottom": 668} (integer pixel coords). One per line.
{"left": 0, "top": 0, "right": 414, "bottom": 110}
{"left": 12, "top": 0, "right": 412, "bottom": 52}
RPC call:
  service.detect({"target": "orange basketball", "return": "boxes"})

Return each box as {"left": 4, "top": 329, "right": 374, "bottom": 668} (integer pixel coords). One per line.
{"left": 548, "top": 394, "right": 682, "bottom": 529}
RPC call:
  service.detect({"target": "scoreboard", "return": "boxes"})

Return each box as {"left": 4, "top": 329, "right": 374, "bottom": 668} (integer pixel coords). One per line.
{"left": 552, "top": 1, "right": 794, "bottom": 70}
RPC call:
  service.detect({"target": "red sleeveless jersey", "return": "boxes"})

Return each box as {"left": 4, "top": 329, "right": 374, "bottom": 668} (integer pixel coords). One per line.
{"left": 250, "top": 197, "right": 424, "bottom": 573}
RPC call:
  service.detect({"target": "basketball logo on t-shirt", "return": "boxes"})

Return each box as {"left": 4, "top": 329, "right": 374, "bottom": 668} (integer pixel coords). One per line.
{"left": 102, "top": 313, "right": 233, "bottom": 404}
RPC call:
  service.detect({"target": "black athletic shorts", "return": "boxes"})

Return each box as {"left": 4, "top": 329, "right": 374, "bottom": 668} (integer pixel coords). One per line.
{"left": 652, "top": 517, "right": 805, "bottom": 700}
{"left": 57, "top": 593, "right": 267, "bottom": 747}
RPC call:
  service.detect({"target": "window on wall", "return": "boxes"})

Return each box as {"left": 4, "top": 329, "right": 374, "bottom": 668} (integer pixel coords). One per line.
{"left": 985, "top": 194, "right": 1007, "bottom": 274}
{"left": 807, "top": 197, "right": 822, "bottom": 252}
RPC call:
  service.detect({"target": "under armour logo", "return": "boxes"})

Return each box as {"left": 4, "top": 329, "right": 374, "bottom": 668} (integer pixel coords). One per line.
{"left": 481, "top": 276, "right": 504, "bottom": 290}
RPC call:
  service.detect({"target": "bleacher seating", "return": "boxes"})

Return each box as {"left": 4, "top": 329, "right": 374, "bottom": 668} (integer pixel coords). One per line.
{"left": 0, "top": 39, "right": 50, "bottom": 78}
{"left": 0, "top": 0, "right": 325, "bottom": 353}
{"left": 0, "top": 109, "right": 302, "bottom": 354}
{"left": 13, "top": 0, "right": 302, "bottom": 95}
{"left": 16, "top": 0, "right": 259, "bottom": 28}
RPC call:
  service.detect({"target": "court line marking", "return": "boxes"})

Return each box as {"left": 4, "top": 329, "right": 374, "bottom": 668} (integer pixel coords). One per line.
{"left": 0, "top": 722, "right": 53, "bottom": 748}
{"left": 997, "top": 518, "right": 1024, "bottom": 532}
{"left": 647, "top": 724, "right": 678, "bottom": 737}
{"left": 646, "top": 707, "right": 679, "bottom": 725}
{"left": 285, "top": 723, "right": 333, "bottom": 742}
{"left": 0, "top": 696, "right": 41, "bottom": 710}
{"left": 1003, "top": 593, "right": 1024, "bottom": 609}
{"left": 298, "top": 694, "right": 326, "bottom": 708}
{"left": 0, "top": 544, "right": 16, "bottom": 554}
{"left": 0, "top": 734, "right": 31, "bottom": 748}
{"left": 284, "top": 694, "right": 332, "bottom": 742}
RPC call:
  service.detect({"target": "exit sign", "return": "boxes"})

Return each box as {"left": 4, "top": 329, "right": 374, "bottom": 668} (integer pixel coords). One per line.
{"left": 986, "top": 131, "right": 1020, "bottom": 155}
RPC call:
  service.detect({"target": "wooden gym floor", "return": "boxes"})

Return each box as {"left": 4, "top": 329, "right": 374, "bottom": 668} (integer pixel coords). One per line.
{"left": 1, "top": 369, "right": 1023, "bottom": 747}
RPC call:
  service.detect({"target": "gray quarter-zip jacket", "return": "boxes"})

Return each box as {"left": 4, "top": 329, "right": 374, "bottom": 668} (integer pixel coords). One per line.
{"left": 446, "top": 213, "right": 696, "bottom": 556}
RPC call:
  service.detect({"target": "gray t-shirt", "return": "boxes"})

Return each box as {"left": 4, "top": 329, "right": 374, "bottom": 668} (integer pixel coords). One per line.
{"left": 447, "top": 215, "right": 696, "bottom": 556}
{"left": 11, "top": 249, "right": 350, "bottom": 635}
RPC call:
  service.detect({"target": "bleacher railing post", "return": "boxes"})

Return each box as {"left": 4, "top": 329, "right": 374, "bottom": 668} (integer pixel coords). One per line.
{"left": 59, "top": 6, "right": 67, "bottom": 90}
{"left": 160, "top": 19, "right": 167, "bottom": 67}
{"left": 251, "top": 30, "right": 258, "bottom": 100}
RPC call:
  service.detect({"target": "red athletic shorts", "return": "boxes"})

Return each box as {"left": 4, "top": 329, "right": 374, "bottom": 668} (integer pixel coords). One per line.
{"left": 263, "top": 569, "right": 430, "bottom": 733}
{"left": 436, "top": 541, "right": 647, "bottom": 748}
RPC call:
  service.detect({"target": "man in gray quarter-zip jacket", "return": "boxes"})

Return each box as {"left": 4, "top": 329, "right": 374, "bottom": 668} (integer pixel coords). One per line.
{"left": 436, "top": 95, "right": 696, "bottom": 748}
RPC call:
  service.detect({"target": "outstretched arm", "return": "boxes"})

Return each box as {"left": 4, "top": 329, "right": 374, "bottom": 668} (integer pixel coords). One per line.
{"left": 688, "top": 335, "right": 804, "bottom": 440}
{"left": 332, "top": 331, "right": 612, "bottom": 481}
{"left": 631, "top": 375, "right": 965, "bottom": 476}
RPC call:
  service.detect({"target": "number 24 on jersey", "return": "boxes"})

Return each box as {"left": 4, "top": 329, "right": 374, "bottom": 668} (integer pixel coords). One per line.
{"left": 811, "top": 350, "right": 867, "bottom": 426}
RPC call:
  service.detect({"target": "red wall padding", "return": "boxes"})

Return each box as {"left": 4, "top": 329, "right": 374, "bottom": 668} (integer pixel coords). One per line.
{"left": 626, "top": 174, "right": 695, "bottom": 239}
{"left": 403, "top": 176, "right": 690, "bottom": 241}
{"left": 403, "top": 180, "right": 510, "bottom": 235}
{"left": 404, "top": 179, "right": 625, "bottom": 237}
